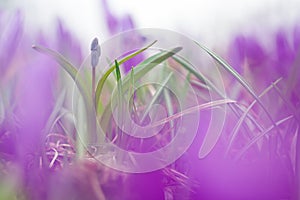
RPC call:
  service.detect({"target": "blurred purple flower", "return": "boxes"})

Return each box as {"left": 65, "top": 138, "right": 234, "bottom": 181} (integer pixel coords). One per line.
{"left": 0, "top": 10, "right": 23, "bottom": 80}
{"left": 228, "top": 27, "right": 300, "bottom": 79}
{"left": 228, "top": 35, "right": 266, "bottom": 74}
{"left": 294, "top": 25, "right": 300, "bottom": 52}
{"left": 0, "top": 9, "right": 87, "bottom": 199}
{"left": 101, "top": 0, "right": 144, "bottom": 73}
{"left": 56, "top": 19, "right": 83, "bottom": 66}
{"left": 273, "top": 29, "right": 295, "bottom": 77}
{"left": 215, "top": 25, "right": 300, "bottom": 199}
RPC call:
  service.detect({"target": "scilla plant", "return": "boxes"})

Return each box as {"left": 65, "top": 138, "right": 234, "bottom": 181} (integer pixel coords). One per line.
{"left": 32, "top": 28, "right": 299, "bottom": 200}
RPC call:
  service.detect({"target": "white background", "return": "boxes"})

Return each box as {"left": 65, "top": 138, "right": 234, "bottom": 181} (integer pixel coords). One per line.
{"left": 2, "top": 0, "right": 300, "bottom": 49}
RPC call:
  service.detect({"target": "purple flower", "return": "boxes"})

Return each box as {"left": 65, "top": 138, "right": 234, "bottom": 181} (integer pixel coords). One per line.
{"left": 0, "top": 10, "right": 86, "bottom": 199}
{"left": 273, "top": 29, "right": 295, "bottom": 77}
{"left": 228, "top": 35, "right": 266, "bottom": 74}
{"left": 0, "top": 10, "right": 23, "bottom": 80}
{"left": 100, "top": 0, "right": 144, "bottom": 73}
{"left": 56, "top": 19, "right": 83, "bottom": 66}
{"left": 294, "top": 25, "right": 300, "bottom": 52}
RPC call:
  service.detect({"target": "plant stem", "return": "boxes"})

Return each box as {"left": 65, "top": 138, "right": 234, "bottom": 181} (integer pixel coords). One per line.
{"left": 92, "top": 66, "right": 96, "bottom": 108}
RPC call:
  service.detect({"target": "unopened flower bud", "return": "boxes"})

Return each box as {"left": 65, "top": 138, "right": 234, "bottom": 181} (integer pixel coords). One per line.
{"left": 91, "top": 37, "right": 101, "bottom": 68}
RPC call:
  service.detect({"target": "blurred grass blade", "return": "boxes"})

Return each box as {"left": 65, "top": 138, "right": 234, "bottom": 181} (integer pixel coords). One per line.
{"left": 44, "top": 90, "right": 67, "bottom": 135}
{"left": 128, "top": 67, "right": 138, "bottom": 121}
{"left": 235, "top": 115, "right": 294, "bottom": 161}
{"left": 225, "top": 78, "right": 282, "bottom": 156}
{"left": 140, "top": 72, "right": 173, "bottom": 124}
{"left": 194, "top": 42, "right": 278, "bottom": 131}
{"left": 32, "top": 45, "right": 91, "bottom": 102}
{"left": 95, "top": 40, "right": 157, "bottom": 112}
{"left": 129, "top": 67, "right": 135, "bottom": 103}
{"left": 172, "top": 55, "right": 225, "bottom": 99}
{"left": 151, "top": 99, "right": 235, "bottom": 127}
{"left": 33, "top": 45, "right": 95, "bottom": 157}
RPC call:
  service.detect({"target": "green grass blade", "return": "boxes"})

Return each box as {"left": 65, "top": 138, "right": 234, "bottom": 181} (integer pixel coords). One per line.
{"left": 100, "top": 47, "right": 182, "bottom": 137}
{"left": 194, "top": 42, "right": 278, "bottom": 131}
{"left": 140, "top": 72, "right": 173, "bottom": 124}
{"left": 32, "top": 45, "right": 91, "bottom": 102}
{"left": 95, "top": 40, "right": 157, "bottom": 111}
{"left": 102, "top": 46, "right": 182, "bottom": 113}
{"left": 172, "top": 55, "right": 225, "bottom": 98}
{"left": 129, "top": 67, "right": 135, "bottom": 102}
{"left": 115, "top": 59, "right": 124, "bottom": 142}
{"left": 119, "top": 40, "right": 157, "bottom": 65}
{"left": 115, "top": 59, "right": 122, "bottom": 82}
{"left": 33, "top": 45, "right": 95, "bottom": 157}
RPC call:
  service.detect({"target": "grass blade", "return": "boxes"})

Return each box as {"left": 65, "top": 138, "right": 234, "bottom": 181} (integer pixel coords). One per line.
{"left": 100, "top": 47, "right": 182, "bottom": 137}
{"left": 151, "top": 99, "right": 235, "bottom": 127}
{"left": 224, "top": 78, "right": 283, "bottom": 156}
{"left": 195, "top": 42, "right": 278, "bottom": 131}
{"left": 235, "top": 115, "right": 294, "bottom": 161}
{"left": 140, "top": 72, "right": 173, "bottom": 124}
{"left": 95, "top": 40, "right": 157, "bottom": 111}
{"left": 32, "top": 45, "right": 91, "bottom": 103}
{"left": 33, "top": 45, "right": 96, "bottom": 157}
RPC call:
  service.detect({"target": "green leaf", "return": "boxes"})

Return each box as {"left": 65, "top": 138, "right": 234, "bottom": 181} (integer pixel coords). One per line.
{"left": 140, "top": 72, "right": 173, "bottom": 124}
{"left": 194, "top": 42, "right": 280, "bottom": 158}
{"left": 115, "top": 59, "right": 121, "bottom": 82}
{"left": 195, "top": 42, "right": 277, "bottom": 127}
{"left": 32, "top": 45, "right": 91, "bottom": 102}
{"left": 95, "top": 40, "right": 157, "bottom": 113}
{"left": 100, "top": 47, "right": 182, "bottom": 137}
{"left": 33, "top": 45, "right": 95, "bottom": 156}
{"left": 172, "top": 54, "right": 223, "bottom": 98}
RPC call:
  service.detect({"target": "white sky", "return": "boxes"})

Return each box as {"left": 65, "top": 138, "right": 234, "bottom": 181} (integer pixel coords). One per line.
{"left": 3, "top": 0, "right": 300, "bottom": 49}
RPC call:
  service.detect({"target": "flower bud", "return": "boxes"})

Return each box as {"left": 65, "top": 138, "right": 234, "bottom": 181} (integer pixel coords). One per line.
{"left": 91, "top": 37, "right": 101, "bottom": 68}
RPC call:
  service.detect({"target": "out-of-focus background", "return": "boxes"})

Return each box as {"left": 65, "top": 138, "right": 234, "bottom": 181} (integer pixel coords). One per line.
{"left": 1, "top": 1, "right": 300, "bottom": 200}
{"left": 2, "top": 0, "right": 300, "bottom": 48}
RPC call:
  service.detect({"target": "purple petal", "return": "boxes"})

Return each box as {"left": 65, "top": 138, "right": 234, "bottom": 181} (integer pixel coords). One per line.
{"left": 101, "top": 0, "right": 119, "bottom": 35}
{"left": 56, "top": 19, "right": 83, "bottom": 66}
{"left": 293, "top": 24, "right": 300, "bottom": 52}
{"left": 0, "top": 10, "right": 23, "bottom": 76}
{"left": 228, "top": 35, "right": 246, "bottom": 73}
{"left": 244, "top": 36, "right": 266, "bottom": 67}
{"left": 274, "top": 29, "right": 294, "bottom": 76}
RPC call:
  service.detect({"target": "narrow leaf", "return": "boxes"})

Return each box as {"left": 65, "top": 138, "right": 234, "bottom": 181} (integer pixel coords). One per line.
{"left": 95, "top": 40, "right": 157, "bottom": 110}
{"left": 100, "top": 47, "right": 182, "bottom": 135}
{"left": 32, "top": 45, "right": 91, "bottom": 102}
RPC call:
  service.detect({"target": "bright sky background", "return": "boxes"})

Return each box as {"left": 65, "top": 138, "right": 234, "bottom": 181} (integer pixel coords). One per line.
{"left": 2, "top": 0, "right": 300, "bottom": 48}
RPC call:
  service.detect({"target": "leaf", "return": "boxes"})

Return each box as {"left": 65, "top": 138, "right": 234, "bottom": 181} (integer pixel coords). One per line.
{"left": 140, "top": 72, "right": 173, "bottom": 124}
{"left": 224, "top": 78, "right": 282, "bottom": 156}
{"left": 100, "top": 47, "right": 182, "bottom": 136}
{"left": 150, "top": 99, "right": 235, "bottom": 127}
{"left": 32, "top": 45, "right": 91, "bottom": 103}
{"left": 33, "top": 45, "right": 95, "bottom": 156}
{"left": 95, "top": 40, "right": 157, "bottom": 112}
{"left": 44, "top": 90, "right": 67, "bottom": 135}
{"left": 115, "top": 59, "right": 122, "bottom": 82}
{"left": 172, "top": 55, "right": 224, "bottom": 98}
{"left": 194, "top": 42, "right": 280, "bottom": 158}
{"left": 195, "top": 42, "right": 277, "bottom": 128}
{"left": 235, "top": 115, "right": 293, "bottom": 161}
